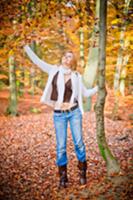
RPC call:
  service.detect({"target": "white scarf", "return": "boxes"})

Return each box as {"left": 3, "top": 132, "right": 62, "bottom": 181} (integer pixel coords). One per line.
{"left": 56, "top": 65, "right": 77, "bottom": 105}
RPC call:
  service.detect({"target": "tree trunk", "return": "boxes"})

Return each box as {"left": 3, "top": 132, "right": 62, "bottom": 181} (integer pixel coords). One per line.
{"left": 21, "top": 67, "right": 25, "bottom": 94}
{"left": 78, "top": 1, "right": 85, "bottom": 69}
{"left": 30, "top": 67, "right": 36, "bottom": 96}
{"left": 119, "top": 54, "right": 130, "bottom": 96}
{"left": 24, "top": 68, "right": 30, "bottom": 94}
{"left": 113, "top": 28, "right": 125, "bottom": 118}
{"left": 27, "top": 0, "right": 37, "bottom": 96}
{"left": 6, "top": 55, "right": 18, "bottom": 116}
{"left": 83, "top": 0, "right": 100, "bottom": 111}
{"left": 112, "top": 0, "right": 131, "bottom": 117}
{"left": 29, "top": 41, "right": 37, "bottom": 96}
{"left": 16, "top": 67, "right": 25, "bottom": 97}
{"left": 95, "top": 0, "right": 120, "bottom": 176}
{"left": 79, "top": 27, "right": 85, "bottom": 68}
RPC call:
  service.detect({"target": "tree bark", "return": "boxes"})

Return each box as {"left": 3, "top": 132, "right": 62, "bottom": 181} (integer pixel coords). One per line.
{"left": 6, "top": 55, "right": 18, "bottom": 116}
{"left": 113, "top": 27, "right": 126, "bottom": 118}
{"left": 119, "top": 54, "right": 130, "bottom": 96}
{"left": 30, "top": 41, "right": 37, "bottom": 96}
{"left": 83, "top": 0, "right": 100, "bottom": 111}
{"left": 79, "top": 27, "right": 85, "bottom": 68}
{"left": 113, "top": 0, "right": 131, "bottom": 117}
{"left": 95, "top": 0, "right": 120, "bottom": 175}
{"left": 16, "top": 66, "right": 25, "bottom": 97}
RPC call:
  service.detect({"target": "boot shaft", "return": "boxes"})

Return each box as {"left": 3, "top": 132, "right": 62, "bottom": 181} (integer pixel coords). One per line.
{"left": 78, "top": 160, "right": 87, "bottom": 170}
{"left": 58, "top": 165, "right": 68, "bottom": 188}
{"left": 78, "top": 161, "right": 87, "bottom": 185}
{"left": 58, "top": 165, "right": 67, "bottom": 175}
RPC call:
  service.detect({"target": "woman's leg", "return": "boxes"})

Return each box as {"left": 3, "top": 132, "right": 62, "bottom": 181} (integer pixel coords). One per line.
{"left": 69, "top": 108, "right": 87, "bottom": 185}
{"left": 53, "top": 112, "right": 68, "bottom": 188}
{"left": 53, "top": 112, "right": 68, "bottom": 166}
{"left": 69, "top": 108, "right": 86, "bottom": 162}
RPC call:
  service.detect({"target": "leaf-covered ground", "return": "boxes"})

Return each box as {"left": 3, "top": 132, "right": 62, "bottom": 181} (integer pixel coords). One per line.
{"left": 0, "top": 89, "right": 133, "bottom": 200}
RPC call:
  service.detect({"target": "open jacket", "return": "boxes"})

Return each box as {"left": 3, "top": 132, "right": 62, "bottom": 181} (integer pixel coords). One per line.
{"left": 24, "top": 45, "right": 98, "bottom": 114}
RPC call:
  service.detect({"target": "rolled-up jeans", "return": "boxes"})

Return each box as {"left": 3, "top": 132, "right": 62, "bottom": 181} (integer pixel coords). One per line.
{"left": 53, "top": 107, "right": 86, "bottom": 166}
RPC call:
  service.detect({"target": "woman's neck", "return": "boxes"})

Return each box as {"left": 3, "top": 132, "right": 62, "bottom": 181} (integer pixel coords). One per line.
{"left": 62, "top": 65, "right": 71, "bottom": 70}
{"left": 60, "top": 65, "right": 72, "bottom": 74}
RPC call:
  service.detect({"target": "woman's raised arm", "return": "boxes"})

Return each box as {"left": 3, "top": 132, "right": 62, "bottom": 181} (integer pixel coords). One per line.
{"left": 24, "top": 45, "right": 55, "bottom": 74}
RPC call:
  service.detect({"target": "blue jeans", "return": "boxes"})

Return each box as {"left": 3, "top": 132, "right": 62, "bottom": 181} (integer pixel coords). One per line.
{"left": 53, "top": 107, "right": 86, "bottom": 166}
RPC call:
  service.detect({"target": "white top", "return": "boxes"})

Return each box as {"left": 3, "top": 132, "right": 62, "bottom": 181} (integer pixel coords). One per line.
{"left": 24, "top": 45, "right": 98, "bottom": 113}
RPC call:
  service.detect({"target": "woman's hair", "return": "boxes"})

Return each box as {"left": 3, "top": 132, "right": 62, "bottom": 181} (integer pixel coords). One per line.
{"left": 61, "top": 50, "right": 77, "bottom": 71}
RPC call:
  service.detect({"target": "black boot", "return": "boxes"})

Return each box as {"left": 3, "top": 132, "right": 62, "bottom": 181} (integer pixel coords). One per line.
{"left": 78, "top": 161, "right": 87, "bottom": 185}
{"left": 58, "top": 165, "right": 68, "bottom": 188}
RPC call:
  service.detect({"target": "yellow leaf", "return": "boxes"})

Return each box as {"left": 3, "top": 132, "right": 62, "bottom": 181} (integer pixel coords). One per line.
{"left": 111, "top": 18, "right": 121, "bottom": 25}
{"left": 8, "top": 50, "right": 14, "bottom": 56}
{"left": 21, "top": 6, "right": 25, "bottom": 11}
{"left": 16, "top": 71, "right": 22, "bottom": 76}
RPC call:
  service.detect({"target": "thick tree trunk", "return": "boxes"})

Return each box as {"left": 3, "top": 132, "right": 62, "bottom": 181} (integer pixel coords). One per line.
{"left": 83, "top": 0, "right": 100, "bottom": 111}
{"left": 95, "top": 0, "right": 120, "bottom": 176}
{"left": 6, "top": 55, "right": 18, "bottom": 116}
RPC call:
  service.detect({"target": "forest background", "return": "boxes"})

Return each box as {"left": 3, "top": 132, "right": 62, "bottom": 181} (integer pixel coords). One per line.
{"left": 0, "top": 0, "right": 132, "bottom": 200}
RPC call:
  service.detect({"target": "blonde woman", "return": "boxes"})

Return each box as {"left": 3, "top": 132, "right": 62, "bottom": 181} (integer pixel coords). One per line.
{"left": 24, "top": 45, "right": 98, "bottom": 188}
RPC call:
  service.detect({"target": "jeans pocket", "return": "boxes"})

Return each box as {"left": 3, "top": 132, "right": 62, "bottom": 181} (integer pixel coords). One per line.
{"left": 53, "top": 112, "right": 63, "bottom": 118}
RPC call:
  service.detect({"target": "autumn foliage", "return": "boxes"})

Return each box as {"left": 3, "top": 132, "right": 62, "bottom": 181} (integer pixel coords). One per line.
{"left": 0, "top": 0, "right": 132, "bottom": 199}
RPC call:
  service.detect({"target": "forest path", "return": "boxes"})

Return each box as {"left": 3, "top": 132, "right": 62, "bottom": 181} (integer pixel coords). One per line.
{"left": 0, "top": 89, "right": 132, "bottom": 200}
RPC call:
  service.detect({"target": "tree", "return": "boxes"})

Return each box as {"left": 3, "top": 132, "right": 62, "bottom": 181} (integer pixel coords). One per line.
{"left": 95, "top": 0, "right": 120, "bottom": 175}
{"left": 83, "top": 0, "right": 100, "bottom": 111}
{"left": 6, "top": 53, "right": 18, "bottom": 116}
{"left": 113, "top": 0, "right": 131, "bottom": 117}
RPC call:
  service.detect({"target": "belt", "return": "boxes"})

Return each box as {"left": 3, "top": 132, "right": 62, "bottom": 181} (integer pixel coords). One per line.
{"left": 54, "top": 104, "right": 78, "bottom": 113}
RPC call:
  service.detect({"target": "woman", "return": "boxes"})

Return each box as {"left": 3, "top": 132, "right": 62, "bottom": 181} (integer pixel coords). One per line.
{"left": 24, "top": 45, "right": 98, "bottom": 188}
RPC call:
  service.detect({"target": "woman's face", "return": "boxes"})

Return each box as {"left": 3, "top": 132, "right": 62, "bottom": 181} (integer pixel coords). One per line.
{"left": 61, "top": 52, "right": 74, "bottom": 68}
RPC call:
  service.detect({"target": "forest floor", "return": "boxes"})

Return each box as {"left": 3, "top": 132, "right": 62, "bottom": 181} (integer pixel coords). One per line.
{"left": 0, "top": 88, "right": 133, "bottom": 200}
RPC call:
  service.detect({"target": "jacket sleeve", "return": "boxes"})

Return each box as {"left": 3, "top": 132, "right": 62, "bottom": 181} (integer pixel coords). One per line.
{"left": 82, "top": 81, "right": 98, "bottom": 97}
{"left": 24, "top": 45, "right": 55, "bottom": 74}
